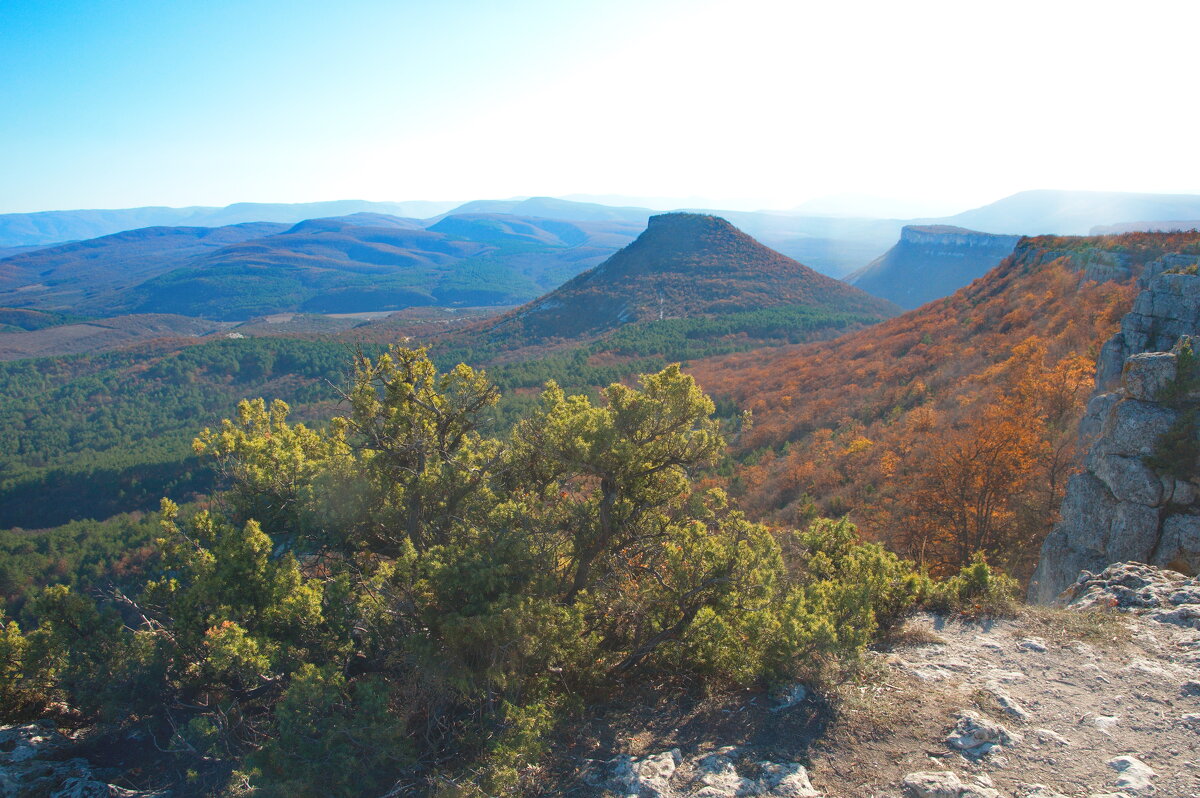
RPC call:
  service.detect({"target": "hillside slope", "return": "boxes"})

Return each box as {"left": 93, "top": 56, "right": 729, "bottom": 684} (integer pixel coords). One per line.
{"left": 480, "top": 213, "right": 899, "bottom": 344}
{"left": 0, "top": 314, "right": 226, "bottom": 360}
{"left": 0, "top": 223, "right": 288, "bottom": 306}
{"left": 691, "top": 232, "right": 1200, "bottom": 576}
{"left": 846, "top": 225, "right": 1020, "bottom": 309}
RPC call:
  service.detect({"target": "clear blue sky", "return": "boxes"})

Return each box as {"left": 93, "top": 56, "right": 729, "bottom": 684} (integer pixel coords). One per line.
{"left": 3, "top": 0, "right": 1199, "bottom": 214}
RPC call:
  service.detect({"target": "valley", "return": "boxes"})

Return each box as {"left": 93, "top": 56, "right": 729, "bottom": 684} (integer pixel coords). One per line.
{"left": 0, "top": 211, "right": 897, "bottom": 536}
{"left": 2, "top": 192, "right": 1199, "bottom": 798}
{"left": 3, "top": 201, "right": 1199, "bottom": 585}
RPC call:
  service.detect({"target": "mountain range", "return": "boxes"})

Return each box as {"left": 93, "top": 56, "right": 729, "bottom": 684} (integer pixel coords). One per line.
{"left": 5, "top": 188, "right": 1200, "bottom": 336}
{"left": 0, "top": 200, "right": 461, "bottom": 248}
{"left": 0, "top": 214, "right": 640, "bottom": 320}
{"left": 7, "top": 189, "right": 1200, "bottom": 284}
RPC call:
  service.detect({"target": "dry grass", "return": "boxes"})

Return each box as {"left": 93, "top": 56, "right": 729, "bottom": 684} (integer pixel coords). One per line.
{"left": 1017, "top": 605, "right": 1133, "bottom": 648}
{"left": 880, "top": 623, "right": 948, "bottom": 649}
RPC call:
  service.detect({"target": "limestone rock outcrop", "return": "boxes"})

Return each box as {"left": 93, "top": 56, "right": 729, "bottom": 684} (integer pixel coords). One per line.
{"left": 0, "top": 720, "right": 156, "bottom": 797}
{"left": 1028, "top": 262, "right": 1200, "bottom": 603}
{"left": 944, "top": 710, "right": 1021, "bottom": 758}
{"left": 902, "top": 770, "right": 1002, "bottom": 798}
{"left": 1094, "top": 254, "right": 1200, "bottom": 392}
{"left": 586, "top": 746, "right": 821, "bottom": 797}
{"left": 1057, "top": 561, "right": 1200, "bottom": 634}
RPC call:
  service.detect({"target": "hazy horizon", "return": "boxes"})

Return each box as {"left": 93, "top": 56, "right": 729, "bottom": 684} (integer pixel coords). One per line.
{"left": 3, "top": 0, "right": 1199, "bottom": 215}
{"left": 15, "top": 187, "right": 1200, "bottom": 223}
{"left": 0, "top": 190, "right": 979, "bottom": 219}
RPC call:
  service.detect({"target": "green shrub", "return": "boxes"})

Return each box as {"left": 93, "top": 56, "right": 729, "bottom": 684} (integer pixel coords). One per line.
{"left": 1145, "top": 408, "right": 1199, "bottom": 480}
{"left": 926, "top": 553, "right": 1019, "bottom": 617}
{"left": 1144, "top": 338, "right": 1200, "bottom": 481}
{"left": 251, "top": 665, "right": 412, "bottom": 798}
{"left": 0, "top": 615, "right": 47, "bottom": 721}
{"left": 10, "top": 347, "right": 937, "bottom": 793}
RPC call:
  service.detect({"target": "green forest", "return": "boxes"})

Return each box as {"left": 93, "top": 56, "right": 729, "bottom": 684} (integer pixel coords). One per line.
{"left": 0, "top": 338, "right": 370, "bottom": 530}
{"left": 0, "top": 302, "right": 870, "bottom": 533}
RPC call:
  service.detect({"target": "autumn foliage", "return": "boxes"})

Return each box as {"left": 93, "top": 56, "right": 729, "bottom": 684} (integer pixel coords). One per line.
{"left": 692, "top": 233, "right": 1200, "bottom": 577}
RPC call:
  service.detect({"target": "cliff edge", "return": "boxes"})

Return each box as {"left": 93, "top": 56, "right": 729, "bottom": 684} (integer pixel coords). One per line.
{"left": 1029, "top": 256, "right": 1200, "bottom": 603}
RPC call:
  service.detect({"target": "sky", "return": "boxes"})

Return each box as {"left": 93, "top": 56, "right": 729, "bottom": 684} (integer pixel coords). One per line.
{"left": 2, "top": 0, "right": 1200, "bottom": 215}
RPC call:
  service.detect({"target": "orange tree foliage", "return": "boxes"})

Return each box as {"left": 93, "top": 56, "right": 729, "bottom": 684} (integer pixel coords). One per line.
{"left": 885, "top": 339, "right": 1093, "bottom": 574}
{"left": 689, "top": 233, "right": 1200, "bottom": 578}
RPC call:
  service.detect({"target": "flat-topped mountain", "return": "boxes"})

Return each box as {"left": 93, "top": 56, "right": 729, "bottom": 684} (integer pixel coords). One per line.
{"left": 482, "top": 212, "right": 899, "bottom": 342}
{"left": 846, "top": 225, "right": 1021, "bottom": 309}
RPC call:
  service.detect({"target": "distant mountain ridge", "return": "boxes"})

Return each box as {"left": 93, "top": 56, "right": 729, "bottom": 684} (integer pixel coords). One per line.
{"left": 481, "top": 212, "right": 899, "bottom": 343}
{"left": 439, "top": 197, "right": 653, "bottom": 226}
{"left": 426, "top": 213, "right": 641, "bottom": 248}
{"left": 4, "top": 195, "right": 906, "bottom": 277}
{"left": 9, "top": 190, "right": 1200, "bottom": 289}
{"left": 0, "top": 214, "right": 639, "bottom": 320}
{"left": 0, "top": 200, "right": 461, "bottom": 248}
{"left": 941, "top": 190, "right": 1200, "bottom": 236}
{"left": 1090, "top": 220, "right": 1200, "bottom": 235}
{"left": 846, "top": 225, "right": 1021, "bottom": 309}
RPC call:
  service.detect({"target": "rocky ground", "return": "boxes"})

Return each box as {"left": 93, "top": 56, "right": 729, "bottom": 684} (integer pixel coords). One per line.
{"left": 0, "top": 720, "right": 161, "bottom": 797}
{"left": 566, "top": 563, "right": 1200, "bottom": 798}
